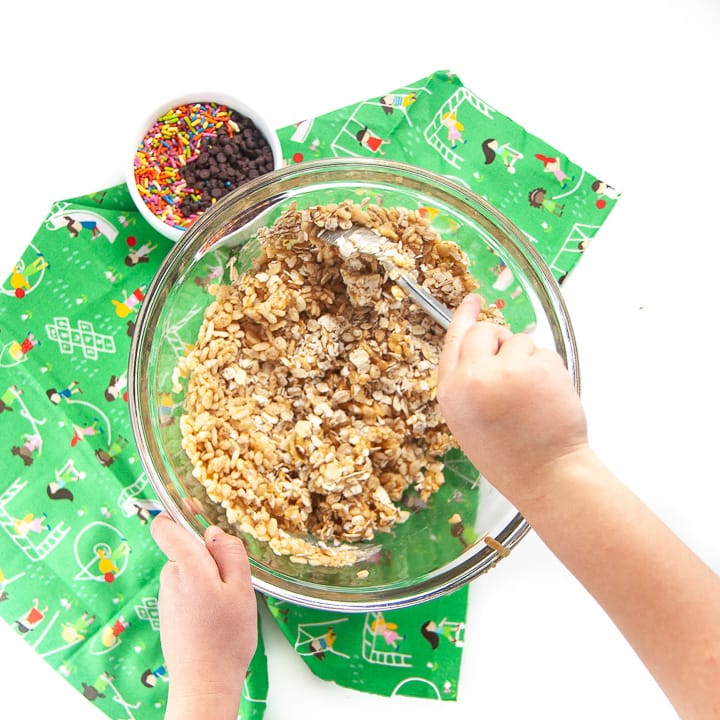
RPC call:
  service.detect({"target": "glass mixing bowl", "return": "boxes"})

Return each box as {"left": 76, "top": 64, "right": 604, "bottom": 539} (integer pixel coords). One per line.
{"left": 128, "top": 158, "right": 579, "bottom": 612}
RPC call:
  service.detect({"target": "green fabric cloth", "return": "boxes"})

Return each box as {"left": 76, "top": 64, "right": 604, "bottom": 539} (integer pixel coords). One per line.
{"left": 0, "top": 70, "right": 619, "bottom": 718}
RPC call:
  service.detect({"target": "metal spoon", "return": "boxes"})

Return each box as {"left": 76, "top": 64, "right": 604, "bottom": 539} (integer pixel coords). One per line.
{"left": 318, "top": 225, "right": 453, "bottom": 330}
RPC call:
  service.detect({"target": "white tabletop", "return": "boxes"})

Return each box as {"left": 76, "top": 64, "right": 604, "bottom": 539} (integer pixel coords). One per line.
{"left": 1, "top": 1, "right": 718, "bottom": 718}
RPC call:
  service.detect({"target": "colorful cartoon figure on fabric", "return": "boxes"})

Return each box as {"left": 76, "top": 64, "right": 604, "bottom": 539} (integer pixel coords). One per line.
{"left": 81, "top": 672, "right": 114, "bottom": 702}
{"left": 101, "top": 616, "right": 129, "bottom": 646}
{"left": 442, "top": 112, "right": 467, "bottom": 149}
{"left": 528, "top": 187, "right": 565, "bottom": 217}
{"left": 47, "top": 463, "right": 85, "bottom": 502}
{"left": 309, "top": 626, "right": 337, "bottom": 660}
{"left": 8, "top": 332, "right": 39, "bottom": 362}
{"left": 111, "top": 287, "right": 145, "bottom": 318}
{"left": 46, "top": 380, "right": 83, "bottom": 404}
{"left": 130, "top": 500, "right": 163, "bottom": 524}
{"left": 356, "top": 126, "right": 390, "bottom": 155}
{"left": 70, "top": 418, "right": 103, "bottom": 448}
{"left": 11, "top": 434, "right": 42, "bottom": 466}
{"left": 13, "top": 512, "right": 50, "bottom": 537}
{"left": 16, "top": 598, "right": 48, "bottom": 633}
{"left": 591, "top": 179, "right": 621, "bottom": 209}
{"left": 370, "top": 616, "right": 405, "bottom": 648}
{"left": 420, "top": 618, "right": 465, "bottom": 649}
{"left": 481, "top": 138, "right": 522, "bottom": 174}
{"left": 64, "top": 215, "right": 102, "bottom": 239}
{"left": 379, "top": 93, "right": 417, "bottom": 114}
{"left": 96, "top": 542, "right": 130, "bottom": 583}
{"left": 61, "top": 611, "right": 97, "bottom": 643}
{"left": 140, "top": 665, "right": 168, "bottom": 688}
{"left": 95, "top": 434, "right": 129, "bottom": 467}
{"left": 9, "top": 255, "right": 49, "bottom": 298}
{"left": 124, "top": 239, "right": 158, "bottom": 267}
{"left": 535, "top": 154, "right": 574, "bottom": 189}
{"left": 0, "top": 385, "right": 21, "bottom": 413}
{"left": 104, "top": 373, "right": 127, "bottom": 402}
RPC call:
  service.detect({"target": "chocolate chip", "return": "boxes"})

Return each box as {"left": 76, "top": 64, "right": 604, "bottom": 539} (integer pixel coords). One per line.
{"left": 178, "top": 110, "right": 273, "bottom": 219}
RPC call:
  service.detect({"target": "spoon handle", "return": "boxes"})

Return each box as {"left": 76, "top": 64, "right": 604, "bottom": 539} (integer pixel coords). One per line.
{"left": 394, "top": 273, "right": 452, "bottom": 330}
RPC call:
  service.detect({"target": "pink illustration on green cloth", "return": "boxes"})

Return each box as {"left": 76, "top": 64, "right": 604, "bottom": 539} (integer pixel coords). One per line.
{"left": 13, "top": 512, "right": 51, "bottom": 537}
{"left": 442, "top": 111, "right": 468, "bottom": 148}
{"left": 111, "top": 287, "right": 145, "bottom": 318}
{"left": 70, "top": 418, "right": 103, "bottom": 447}
{"left": 11, "top": 432, "right": 43, "bottom": 466}
{"left": 370, "top": 614, "right": 406, "bottom": 648}
{"left": 535, "top": 153, "right": 575, "bottom": 188}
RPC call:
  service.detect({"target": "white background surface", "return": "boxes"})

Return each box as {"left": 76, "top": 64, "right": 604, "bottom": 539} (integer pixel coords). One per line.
{"left": 1, "top": 1, "right": 719, "bottom": 718}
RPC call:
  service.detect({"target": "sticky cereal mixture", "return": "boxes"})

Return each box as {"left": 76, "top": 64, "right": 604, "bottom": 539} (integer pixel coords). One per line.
{"left": 178, "top": 200, "right": 504, "bottom": 566}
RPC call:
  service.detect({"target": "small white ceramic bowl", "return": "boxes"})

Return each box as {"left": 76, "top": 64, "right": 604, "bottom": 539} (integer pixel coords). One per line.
{"left": 127, "top": 93, "right": 283, "bottom": 242}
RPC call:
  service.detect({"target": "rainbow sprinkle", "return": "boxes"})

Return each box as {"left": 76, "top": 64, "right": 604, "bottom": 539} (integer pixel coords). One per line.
{"left": 133, "top": 102, "right": 236, "bottom": 230}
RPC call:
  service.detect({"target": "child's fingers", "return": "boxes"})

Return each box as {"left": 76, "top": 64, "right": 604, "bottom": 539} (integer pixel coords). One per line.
{"left": 457, "top": 321, "right": 513, "bottom": 366}
{"left": 440, "top": 294, "right": 484, "bottom": 376}
{"left": 495, "top": 331, "right": 537, "bottom": 362}
{"left": 151, "top": 512, "right": 210, "bottom": 570}
{"left": 205, "top": 525, "right": 253, "bottom": 586}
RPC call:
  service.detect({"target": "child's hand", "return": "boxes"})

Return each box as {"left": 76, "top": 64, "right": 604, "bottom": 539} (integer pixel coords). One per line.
{"left": 151, "top": 513, "right": 257, "bottom": 719}
{"left": 438, "top": 294, "right": 589, "bottom": 506}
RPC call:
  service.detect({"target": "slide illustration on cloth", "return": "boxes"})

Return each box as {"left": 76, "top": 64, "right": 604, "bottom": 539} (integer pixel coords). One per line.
{"left": 362, "top": 612, "right": 412, "bottom": 668}
{"left": 295, "top": 618, "right": 351, "bottom": 660}
{"left": 424, "top": 86, "right": 495, "bottom": 169}
{"left": 326, "top": 82, "right": 433, "bottom": 159}
{"left": 45, "top": 202, "right": 120, "bottom": 244}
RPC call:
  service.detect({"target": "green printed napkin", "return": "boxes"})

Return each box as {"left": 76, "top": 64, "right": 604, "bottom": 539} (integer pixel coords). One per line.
{"left": 0, "top": 70, "right": 619, "bottom": 719}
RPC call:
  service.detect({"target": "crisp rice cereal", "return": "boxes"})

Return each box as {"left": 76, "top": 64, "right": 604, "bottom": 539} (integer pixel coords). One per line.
{"left": 178, "top": 200, "right": 504, "bottom": 566}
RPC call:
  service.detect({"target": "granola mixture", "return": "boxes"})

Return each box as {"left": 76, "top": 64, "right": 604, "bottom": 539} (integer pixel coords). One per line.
{"left": 178, "top": 200, "right": 504, "bottom": 566}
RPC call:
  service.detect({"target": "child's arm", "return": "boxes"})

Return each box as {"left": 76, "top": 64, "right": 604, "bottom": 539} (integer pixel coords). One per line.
{"left": 438, "top": 294, "right": 720, "bottom": 719}
{"left": 151, "top": 513, "right": 258, "bottom": 720}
